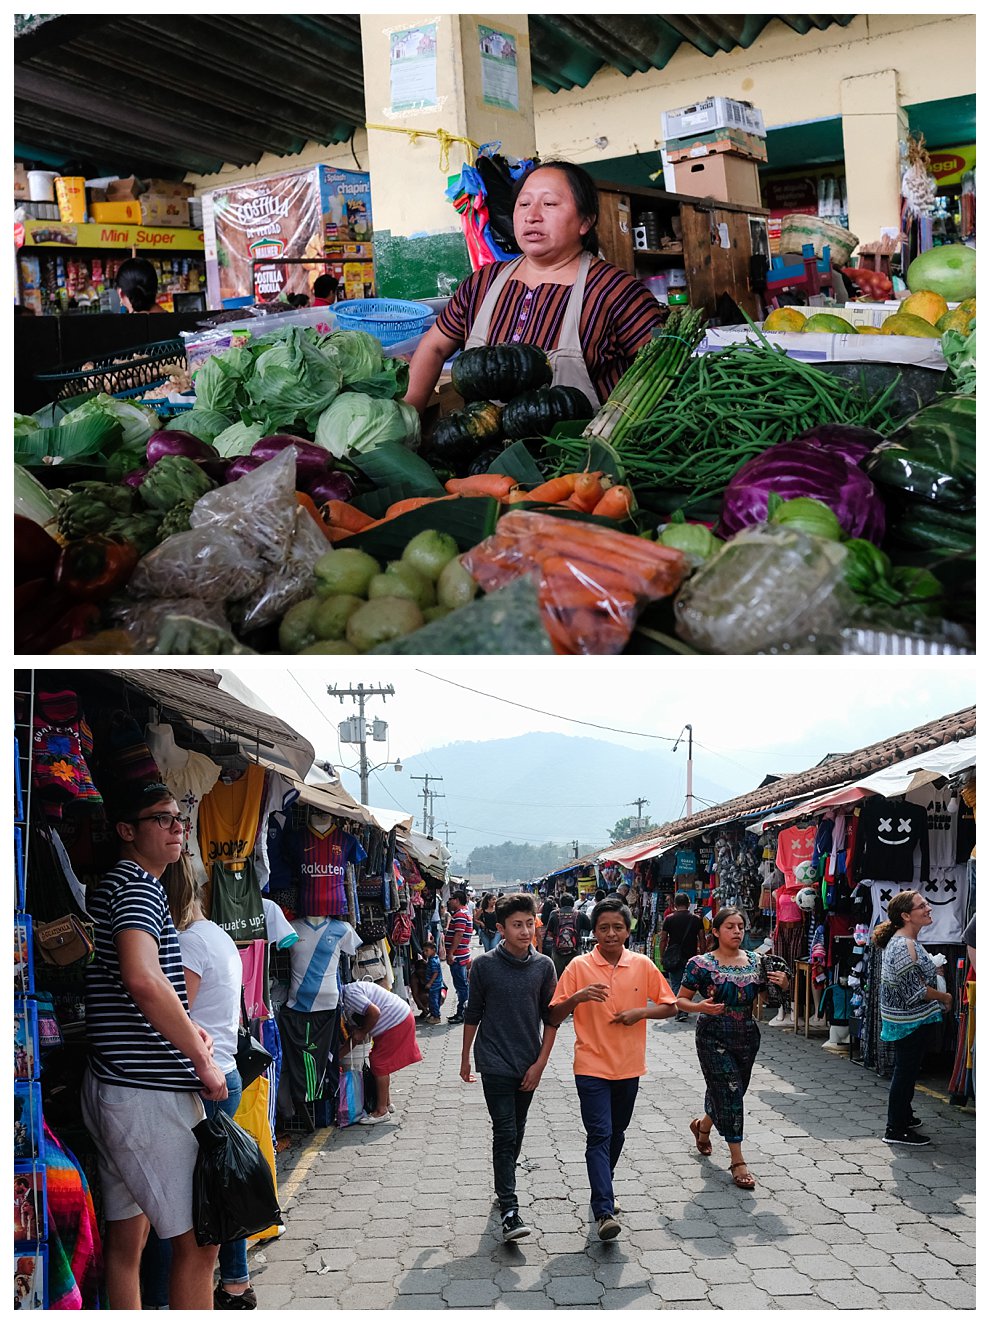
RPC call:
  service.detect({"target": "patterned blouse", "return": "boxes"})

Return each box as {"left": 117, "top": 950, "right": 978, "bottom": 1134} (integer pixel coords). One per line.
{"left": 679, "top": 951, "right": 768, "bottom": 1019}
{"left": 435, "top": 257, "right": 665, "bottom": 402}
{"left": 879, "top": 934, "right": 943, "bottom": 1041}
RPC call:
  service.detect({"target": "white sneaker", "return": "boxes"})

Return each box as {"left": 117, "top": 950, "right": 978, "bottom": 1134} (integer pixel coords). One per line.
{"left": 357, "top": 1111, "right": 388, "bottom": 1126}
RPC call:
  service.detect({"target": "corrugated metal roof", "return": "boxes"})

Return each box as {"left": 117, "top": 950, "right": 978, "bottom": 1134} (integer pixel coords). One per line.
{"left": 15, "top": 14, "right": 856, "bottom": 177}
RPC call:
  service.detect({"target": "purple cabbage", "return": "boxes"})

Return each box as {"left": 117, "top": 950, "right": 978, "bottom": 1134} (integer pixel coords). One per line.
{"left": 788, "top": 424, "right": 886, "bottom": 466}
{"left": 719, "top": 438, "right": 886, "bottom": 542}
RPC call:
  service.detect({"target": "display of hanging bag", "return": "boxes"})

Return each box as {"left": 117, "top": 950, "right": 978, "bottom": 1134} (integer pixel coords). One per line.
{"left": 34, "top": 914, "right": 94, "bottom": 967}
{"left": 192, "top": 1110, "right": 282, "bottom": 1246}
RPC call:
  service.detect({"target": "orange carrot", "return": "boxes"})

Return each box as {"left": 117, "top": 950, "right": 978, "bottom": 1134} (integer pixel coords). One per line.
{"left": 295, "top": 492, "right": 335, "bottom": 539}
{"left": 591, "top": 485, "right": 636, "bottom": 521}
{"left": 321, "top": 499, "right": 375, "bottom": 533}
{"left": 526, "top": 473, "right": 580, "bottom": 504}
{"left": 444, "top": 474, "right": 517, "bottom": 499}
{"left": 504, "top": 488, "right": 532, "bottom": 504}
{"left": 569, "top": 471, "right": 605, "bottom": 512}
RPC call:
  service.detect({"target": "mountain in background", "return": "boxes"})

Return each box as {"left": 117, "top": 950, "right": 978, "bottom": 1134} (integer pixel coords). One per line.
{"left": 342, "top": 731, "right": 739, "bottom": 866}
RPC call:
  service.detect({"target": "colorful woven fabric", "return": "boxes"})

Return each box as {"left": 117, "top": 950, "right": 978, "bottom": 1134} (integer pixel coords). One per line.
{"left": 43, "top": 1121, "right": 104, "bottom": 1309}
{"left": 32, "top": 691, "right": 103, "bottom": 818}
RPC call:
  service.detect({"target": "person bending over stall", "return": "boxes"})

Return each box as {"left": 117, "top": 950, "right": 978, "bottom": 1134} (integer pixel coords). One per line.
{"left": 403, "top": 160, "right": 665, "bottom": 414}
{"left": 677, "top": 906, "right": 789, "bottom": 1190}
{"left": 340, "top": 979, "right": 423, "bottom": 1124}
{"left": 81, "top": 783, "right": 227, "bottom": 1310}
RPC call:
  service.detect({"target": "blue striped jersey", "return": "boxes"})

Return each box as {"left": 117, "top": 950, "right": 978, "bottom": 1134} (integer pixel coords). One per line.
{"left": 287, "top": 918, "right": 362, "bottom": 1013}
{"left": 85, "top": 860, "right": 200, "bottom": 1091}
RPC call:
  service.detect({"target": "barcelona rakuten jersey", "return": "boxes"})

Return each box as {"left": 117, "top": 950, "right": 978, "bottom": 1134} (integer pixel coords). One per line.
{"left": 286, "top": 822, "right": 367, "bottom": 918}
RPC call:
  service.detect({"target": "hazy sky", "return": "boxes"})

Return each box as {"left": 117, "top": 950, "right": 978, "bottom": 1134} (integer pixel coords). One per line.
{"left": 221, "top": 660, "right": 977, "bottom": 842}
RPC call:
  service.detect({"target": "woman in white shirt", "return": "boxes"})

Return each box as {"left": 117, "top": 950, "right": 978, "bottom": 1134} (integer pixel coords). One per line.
{"left": 165, "top": 859, "right": 257, "bottom": 1310}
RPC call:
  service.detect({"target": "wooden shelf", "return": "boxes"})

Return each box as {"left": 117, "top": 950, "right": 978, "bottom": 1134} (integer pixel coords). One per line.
{"left": 632, "top": 247, "right": 685, "bottom": 260}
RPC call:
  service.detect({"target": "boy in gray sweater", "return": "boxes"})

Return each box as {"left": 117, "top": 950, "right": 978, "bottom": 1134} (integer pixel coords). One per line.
{"left": 461, "top": 893, "right": 558, "bottom": 1243}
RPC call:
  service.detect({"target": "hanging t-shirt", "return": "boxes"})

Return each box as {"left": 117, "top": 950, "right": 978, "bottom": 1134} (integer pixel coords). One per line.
{"left": 238, "top": 940, "right": 270, "bottom": 1022}
{"left": 198, "top": 764, "right": 267, "bottom": 868}
{"left": 906, "top": 784, "right": 958, "bottom": 872}
{"left": 209, "top": 858, "right": 266, "bottom": 943}
{"left": 775, "top": 824, "right": 818, "bottom": 888}
{"left": 263, "top": 897, "right": 299, "bottom": 949}
{"left": 854, "top": 796, "right": 930, "bottom": 884}
{"left": 145, "top": 723, "right": 222, "bottom": 884}
{"left": 917, "top": 864, "right": 969, "bottom": 943}
{"left": 286, "top": 818, "right": 368, "bottom": 918}
{"left": 287, "top": 918, "right": 361, "bottom": 1013}
{"left": 674, "top": 850, "right": 697, "bottom": 877}
{"left": 252, "top": 769, "right": 300, "bottom": 893}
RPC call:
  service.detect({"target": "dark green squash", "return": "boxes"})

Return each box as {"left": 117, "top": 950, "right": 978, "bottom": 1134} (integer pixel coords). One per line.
{"left": 450, "top": 343, "right": 553, "bottom": 402}
{"left": 429, "top": 400, "right": 503, "bottom": 462}
{"left": 501, "top": 385, "right": 595, "bottom": 440}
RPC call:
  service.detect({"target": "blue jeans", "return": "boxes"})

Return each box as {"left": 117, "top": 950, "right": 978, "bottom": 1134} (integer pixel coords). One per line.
{"left": 575, "top": 1075, "right": 640, "bottom": 1218}
{"left": 449, "top": 961, "right": 470, "bottom": 1015}
{"left": 480, "top": 931, "right": 499, "bottom": 952}
{"left": 482, "top": 1074, "right": 535, "bottom": 1214}
{"left": 428, "top": 982, "right": 442, "bottom": 1018}
{"left": 204, "top": 1068, "right": 250, "bottom": 1286}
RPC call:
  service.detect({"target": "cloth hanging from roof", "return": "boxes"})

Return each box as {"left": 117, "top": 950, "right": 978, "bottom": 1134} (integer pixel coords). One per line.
{"left": 446, "top": 143, "right": 533, "bottom": 271}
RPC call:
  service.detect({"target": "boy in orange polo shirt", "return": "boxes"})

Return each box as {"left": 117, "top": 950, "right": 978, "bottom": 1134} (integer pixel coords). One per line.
{"left": 549, "top": 897, "right": 719, "bottom": 1241}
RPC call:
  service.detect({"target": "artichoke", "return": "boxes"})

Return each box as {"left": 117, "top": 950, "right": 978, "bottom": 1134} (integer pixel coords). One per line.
{"left": 157, "top": 502, "right": 196, "bottom": 542}
{"left": 139, "top": 456, "right": 215, "bottom": 513}
{"left": 57, "top": 482, "right": 137, "bottom": 540}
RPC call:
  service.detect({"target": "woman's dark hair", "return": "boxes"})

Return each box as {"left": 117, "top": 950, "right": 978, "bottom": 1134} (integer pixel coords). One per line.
{"left": 495, "top": 892, "right": 537, "bottom": 924}
{"left": 512, "top": 160, "right": 600, "bottom": 254}
{"left": 872, "top": 890, "right": 921, "bottom": 949}
{"left": 115, "top": 257, "right": 159, "bottom": 311}
{"left": 591, "top": 897, "right": 632, "bottom": 931}
{"left": 711, "top": 906, "right": 746, "bottom": 934}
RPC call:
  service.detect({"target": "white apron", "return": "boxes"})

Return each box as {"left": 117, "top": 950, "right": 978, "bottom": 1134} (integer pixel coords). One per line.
{"left": 463, "top": 252, "right": 601, "bottom": 405}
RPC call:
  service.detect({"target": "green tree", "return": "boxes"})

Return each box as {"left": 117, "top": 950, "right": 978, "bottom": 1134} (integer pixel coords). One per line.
{"left": 609, "top": 814, "right": 652, "bottom": 844}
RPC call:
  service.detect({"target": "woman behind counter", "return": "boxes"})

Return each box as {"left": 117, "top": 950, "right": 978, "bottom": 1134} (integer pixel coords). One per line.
{"left": 404, "top": 161, "right": 665, "bottom": 413}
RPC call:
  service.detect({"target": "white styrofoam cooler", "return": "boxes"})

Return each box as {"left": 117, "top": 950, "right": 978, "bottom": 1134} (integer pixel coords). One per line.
{"left": 662, "top": 97, "right": 766, "bottom": 142}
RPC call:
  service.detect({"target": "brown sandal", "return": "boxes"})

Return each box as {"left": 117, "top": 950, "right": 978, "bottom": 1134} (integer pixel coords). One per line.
{"left": 730, "top": 1161, "right": 756, "bottom": 1190}
{"left": 690, "top": 1118, "right": 713, "bottom": 1156}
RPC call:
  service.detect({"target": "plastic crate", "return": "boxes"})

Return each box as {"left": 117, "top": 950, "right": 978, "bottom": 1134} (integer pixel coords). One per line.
{"left": 333, "top": 298, "right": 433, "bottom": 347}
{"left": 35, "top": 338, "right": 187, "bottom": 402}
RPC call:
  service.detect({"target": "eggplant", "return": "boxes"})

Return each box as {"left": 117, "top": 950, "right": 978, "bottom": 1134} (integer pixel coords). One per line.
{"left": 147, "top": 429, "right": 219, "bottom": 466}
{"left": 196, "top": 456, "right": 232, "bottom": 485}
{"left": 225, "top": 455, "right": 266, "bottom": 483}
{"left": 122, "top": 467, "right": 149, "bottom": 487}
{"left": 307, "top": 471, "right": 357, "bottom": 506}
{"left": 250, "top": 434, "right": 332, "bottom": 489}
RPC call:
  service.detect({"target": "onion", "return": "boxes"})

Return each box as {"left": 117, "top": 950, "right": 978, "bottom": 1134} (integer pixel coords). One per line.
{"left": 147, "top": 429, "right": 219, "bottom": 466}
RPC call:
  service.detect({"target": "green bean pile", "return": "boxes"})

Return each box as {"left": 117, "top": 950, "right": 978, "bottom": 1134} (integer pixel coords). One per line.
{"left": 550, "top": 343, "right": 904, "bottom": 509}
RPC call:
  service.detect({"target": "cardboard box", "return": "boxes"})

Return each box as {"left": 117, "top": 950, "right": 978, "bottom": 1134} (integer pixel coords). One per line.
{"left": 139, "top": 194, "right": 191, "bottom": 227}
{"left": 664, "top": 128, "right": 768, "bottom": 164}
{"left": 144, "top": 178, "right": 195, "bottom": 199}
{"left": 14, "top": 163, "right": 29, "bottom": 199}
{"left": 106, "top": 175, "right": 143, "bottom": 199}
{"left": 673, "top": 152, "right": 763, "bottom": 208}
{"left": 89, "top": 200, "right": 143, "bottom": 223}
{"left": 663, "top": 96, "right": 766, "bottom": 142}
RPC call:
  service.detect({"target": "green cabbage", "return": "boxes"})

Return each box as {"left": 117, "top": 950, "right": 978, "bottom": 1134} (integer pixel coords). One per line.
{"left": 60, "top": 392, "right": 159, "bottom": 451}
{"left": 318, "top": 330, "right": 410, "bottom": 399}
{"left": 194, "top": 348, "right": 255, "bottom": 416}
{"left": 166, "top": 407, "right": 233, "bottom": 444}
{"left": 246, "top": 328, "right": 343, "bottom": 432}
{"left": 212, "top": 419, "right": 268, "bottom": 458}
{"left": 313, "top": 394, "right": 421, "bottom": 458}
{"left": 14, "top": 413, "right": 40, "bottom": 438}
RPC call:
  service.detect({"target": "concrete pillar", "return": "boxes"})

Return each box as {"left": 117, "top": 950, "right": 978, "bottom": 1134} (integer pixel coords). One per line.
{"left": 839, "top": 68, "right": 909, "bottom": 251}
{"left": 360, "top": 14, "right": 535, "bottom": 298}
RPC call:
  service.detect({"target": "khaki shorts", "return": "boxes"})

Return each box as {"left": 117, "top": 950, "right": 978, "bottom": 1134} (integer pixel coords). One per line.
{"left": 81, "top": 1069, "right": 205, "bottom": 1240}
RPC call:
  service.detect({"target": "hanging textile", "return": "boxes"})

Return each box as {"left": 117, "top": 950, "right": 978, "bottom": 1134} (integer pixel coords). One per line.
{"left": 445, "top": 142, "right": 534, "bottom": 271}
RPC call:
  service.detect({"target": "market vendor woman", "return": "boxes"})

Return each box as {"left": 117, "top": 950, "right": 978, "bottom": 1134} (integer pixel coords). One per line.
{"left": 404, "top": 161, "right": 665, "bottom": 412}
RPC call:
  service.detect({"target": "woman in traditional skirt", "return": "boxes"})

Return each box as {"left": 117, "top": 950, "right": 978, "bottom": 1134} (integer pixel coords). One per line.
{"left": 676, "top": 906, "right": 790, "bottom": 1189}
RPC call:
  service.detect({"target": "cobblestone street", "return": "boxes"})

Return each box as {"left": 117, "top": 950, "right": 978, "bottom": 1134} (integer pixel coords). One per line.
{"left": 250, "top": 981, "right": 975, "bottom": 1312}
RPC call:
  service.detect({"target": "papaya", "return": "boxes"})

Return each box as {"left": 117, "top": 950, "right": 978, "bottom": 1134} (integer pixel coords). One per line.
{"left": 880, "top": 312, "right": 942, "bottom": 339}
{"left": 802, "top": 313, "right": 858, "bottom": 334}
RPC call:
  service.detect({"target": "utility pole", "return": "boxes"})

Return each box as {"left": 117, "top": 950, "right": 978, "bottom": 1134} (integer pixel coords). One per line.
{"left": 327, "top": 682, "right": 396, "bottom": 805}
{"left": 673, "top": 723, "right": 694, "bottom": 817}
{"left": 573, "top": 840, "right": 580, "bottom": 859}
{"left": 628, "top": 796, "right": 650, "bottom": 832}
{"left": 426, "top": 788, "right": 445, "bottom": 838}
{"left": 410, "top": 773, "right": 444, "bottom": 835}
{"left": 438, "top": 822, "right": 456, "bottom": 850}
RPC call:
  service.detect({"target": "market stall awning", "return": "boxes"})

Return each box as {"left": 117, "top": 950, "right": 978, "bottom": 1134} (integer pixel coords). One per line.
{"left": 15, "top": 14, "right": 857, "bottom": 177}
{"left": 110, "top": 669, "right": 315, "bottom": 777}
{"left": 249, "top": 752, "right": 387, "bottom": 829}
{"left": 401, "top": 830, "right": 450, "bottom": 878}
{"left": 749, "top": 734, "right": 977, "bottom": 832}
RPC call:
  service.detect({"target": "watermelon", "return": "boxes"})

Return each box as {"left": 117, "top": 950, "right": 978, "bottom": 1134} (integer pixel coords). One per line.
{"left": 906, "top": 245, "right": 976, "bottom": 302}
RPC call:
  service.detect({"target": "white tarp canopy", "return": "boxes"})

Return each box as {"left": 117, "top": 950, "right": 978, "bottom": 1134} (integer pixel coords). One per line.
{"left": 403, "top": 830, "right": 451, "bottom": 874}
{"left": 749, "top": 735, "right": 977, "bottom": 832}
{"left": 598, "top": 826, "right": 699, "bottom": 867}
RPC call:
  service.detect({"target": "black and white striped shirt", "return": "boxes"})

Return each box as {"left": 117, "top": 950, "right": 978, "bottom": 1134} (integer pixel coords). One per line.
{"left": 85, "top": 860, "right": 200, "bottom": 1091}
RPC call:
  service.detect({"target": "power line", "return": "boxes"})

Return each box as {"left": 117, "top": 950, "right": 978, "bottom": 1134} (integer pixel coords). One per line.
{"left": 415, "top": 670, "right": 680, "bottom": 742}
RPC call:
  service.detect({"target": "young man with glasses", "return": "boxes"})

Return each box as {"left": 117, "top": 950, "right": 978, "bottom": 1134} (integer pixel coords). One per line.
{"left": 81, "top": 783, "right": 228, "bottom": 1309}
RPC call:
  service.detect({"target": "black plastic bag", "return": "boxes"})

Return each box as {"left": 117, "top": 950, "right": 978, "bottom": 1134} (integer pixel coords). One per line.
{"left": 191, "top": 1110, "right": 281, "bottom": 1246}
{"left": 475, "top": 153, "right": 524, "bottom": 255}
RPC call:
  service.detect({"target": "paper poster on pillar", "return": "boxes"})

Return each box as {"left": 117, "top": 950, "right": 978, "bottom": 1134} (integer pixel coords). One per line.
{"left": 479, "top": 26, "right": 519, "bottom": 112}
{"left": 389, "top": 23, "right": 439, "bottom": 114}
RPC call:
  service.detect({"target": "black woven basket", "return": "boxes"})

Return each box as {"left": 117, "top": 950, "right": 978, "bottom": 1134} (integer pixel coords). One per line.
{"left": 35, "top": 338, "right": 187, "bottom": 402}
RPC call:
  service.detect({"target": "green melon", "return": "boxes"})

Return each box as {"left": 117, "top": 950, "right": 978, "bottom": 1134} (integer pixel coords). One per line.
{"left": 906, "top": 244, "right": 976, "bottom": 302}
{"left": 802, "top": 313, "right": 858, "bottom": 334}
